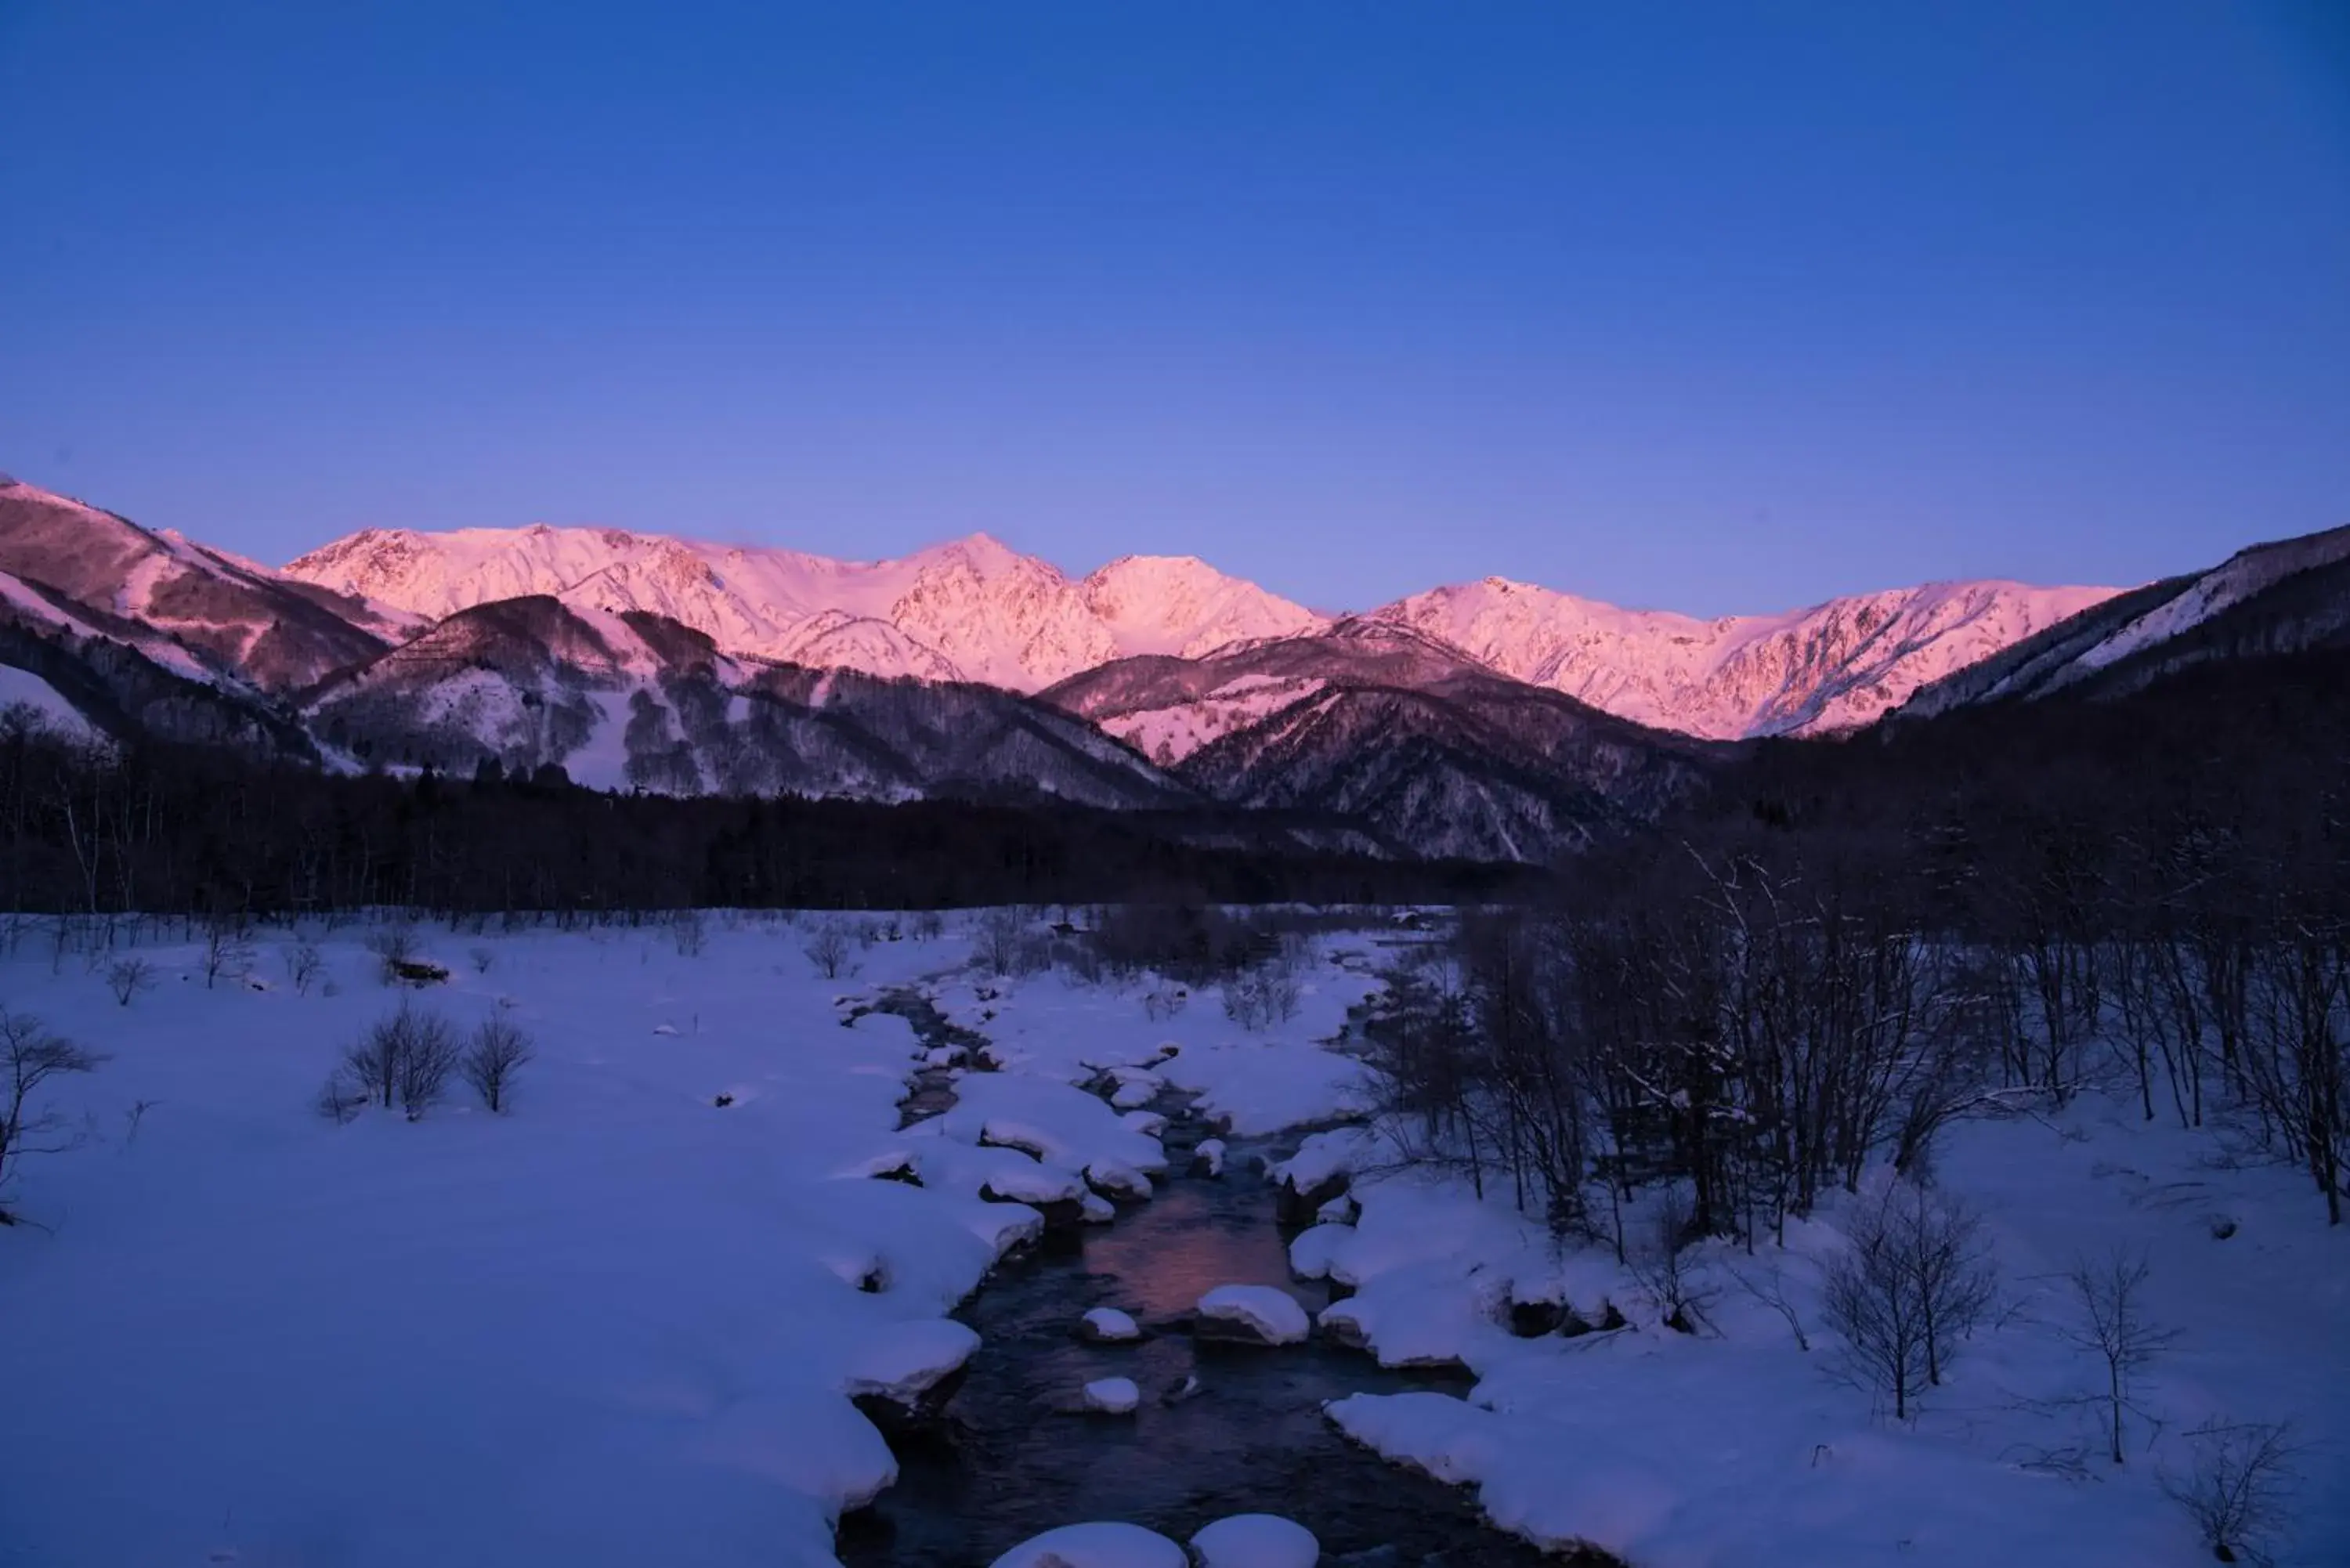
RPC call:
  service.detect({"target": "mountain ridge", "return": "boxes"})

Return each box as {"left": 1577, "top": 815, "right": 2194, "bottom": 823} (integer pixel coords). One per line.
{"left": 280, "top": 511, "right": 2116, "bottom": 739}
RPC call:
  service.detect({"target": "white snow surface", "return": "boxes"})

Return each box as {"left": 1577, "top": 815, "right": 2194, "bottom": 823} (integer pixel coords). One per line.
{"left": 1196, "top": 1284, "right": 1313, "bottom": 1346}
{"left": 1189, "top": 1513, "right": 1321, "bottom": 1568}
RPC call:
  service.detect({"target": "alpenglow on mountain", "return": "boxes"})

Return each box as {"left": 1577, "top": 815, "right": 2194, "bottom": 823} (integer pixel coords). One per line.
{"left": 283, "top": 518, "right": 2117, "bottom": 740}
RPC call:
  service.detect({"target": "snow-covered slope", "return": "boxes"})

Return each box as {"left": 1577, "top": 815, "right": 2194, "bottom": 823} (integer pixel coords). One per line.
{"left": 1079, "top": 554, "right": 1328, "bottom": 657}
{"left": 0, "top": 663, "right": 99, "bottom": 742}
{"left": 306, "top": 595, "right": 1189, "bottom": 806}
{"left": 0, "top": 476, "right": 410, "bottom": 689}
{"left": 1046, "top": 621, "right": 1712, "bottom": 862}
{"left": 1900, "top": 523, "right": 2350, "bottom": 718}
{"left": 1368, "top": 576, "right": 2117, "bottom": 739}
{"left": 285, "top": 526, "right": 1323, "bottom": 693}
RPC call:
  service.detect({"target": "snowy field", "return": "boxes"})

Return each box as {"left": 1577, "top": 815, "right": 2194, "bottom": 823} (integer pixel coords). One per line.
{"left": 1285, "top": 1107, "right": 2350, "bottom": 1565}
{"left": 0, "top": 912, "right": 1381, "bottom": 1568}
{"left": 0, "top": 910, "right": 2343, "bottom": 1567}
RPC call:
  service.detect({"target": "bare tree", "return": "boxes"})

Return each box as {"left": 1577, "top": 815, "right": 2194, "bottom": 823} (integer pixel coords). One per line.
{"left": 461, "top": 1017, "right": 534, "bottom": 1113}
{"left": 1825, "top": 1193, "right": 1932, "bottom": 1419}
{"left": 468, "top": 945, "right": 495, "bottom": 975}
{"left": 106, "top": 956, "right": 155, "bottom": 1007}
{"left": 911, "top": 909, "right": 945, "bottom": 942}
{"left": 804, "top": 919, "right": 854, "bottom": 980}
{"left": 202, "top": 916, "right": 255, "bottom": 989}
{"left": 1, "top": 1010, "right": 105, "bottom": 1220}
{"left": 670, "top": 909, "right": 707, "bottom": 957}
{"left": 2060, "top": 1247, "right": 2179, "bottom": 1464}
{"left": 1902, "top": 1183, "right": 2000, "bottom": 1389}
{"left": 972, "top": 906, "right": 1026, "bottom": 978}
{"left": 1824, "top": 1180, "right": 1994, "bottom": 1418}
{"left": 396, "top": 1013, "right": 461, "bottom": 1118}
{"left": 285, "top": 942, "right": 325, "bottom": 995}
{"left": 2160, "top": 1419, "right": 2299, "bottom": 1566}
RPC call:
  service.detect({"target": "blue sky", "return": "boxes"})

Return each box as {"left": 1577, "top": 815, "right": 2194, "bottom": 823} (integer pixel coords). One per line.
{"left": 2, "top": 2, "right": 2345, "bottom": 615}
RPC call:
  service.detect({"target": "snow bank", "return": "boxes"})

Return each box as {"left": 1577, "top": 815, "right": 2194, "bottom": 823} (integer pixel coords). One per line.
{"left": 0, "top": 919, "right": 1023, "bottom": 1567}
{"left": 1314, "top": 1090, "right": 2350, "bottom": 1566}
{"left": 840, "top": 1317, "right": 981, "bottom": 1410}
{"left": 938, "top": 1071, "right": 1170, "bottom": 1178}
{"left": 1160, "top": 1037, "right": 1377, "bottom": 1136}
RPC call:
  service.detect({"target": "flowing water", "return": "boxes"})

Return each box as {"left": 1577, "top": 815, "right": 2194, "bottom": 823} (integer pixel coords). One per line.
{"left": 837, "top": 995, "right": 1567, "bottom": 1564}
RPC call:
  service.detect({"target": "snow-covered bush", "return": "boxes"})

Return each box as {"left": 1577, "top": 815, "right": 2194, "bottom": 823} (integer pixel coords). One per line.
{"left": 1223, "top": 959, "right": 1302, "bottom": 1031}
{"left": 2160, "top": 1418, "right": 2300, "bottom": 1566}
{"left": 339, "top": 1001, "right": 460, "bottom": 1118}
{"left": 105, "top": 956, "right": 154, "bottom": 1007}
{"left": 284, "top": 942, "right": 324, "bottom": 995}
{"left": 803, "top": 919, "right": 855, "bottom": 979}
{"left": 1625, "top": 1186, "right": 1716, "bottom": 1334}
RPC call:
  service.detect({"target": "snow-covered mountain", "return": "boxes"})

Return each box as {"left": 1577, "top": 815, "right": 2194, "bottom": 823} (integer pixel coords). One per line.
{"left": 27, "top": 468, "right": 2334, "bottom": 865}
{"left": 1045, "top": 620, "right": 1713, "bottom": 862}
{"left": 1899, "top": 523, "right": 2350, "bottom": 718}
{"left": 306, "top": 594, "right": 1189, "bottom": 807}
{"left": 284, "top": 526, "right": 1322, "bottom": 692}
{"left": 0, "top": 475, "right": 411, "bottom": 689}
{"left": 1368, "top": 576, "right": 2117, "bottom": 739}
{"left": 284, "top": 515, "right": 2113, "bottom": 739}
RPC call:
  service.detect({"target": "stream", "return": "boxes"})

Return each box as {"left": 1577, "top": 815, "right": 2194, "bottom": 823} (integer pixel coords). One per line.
{"left": 840, "top": 988, "right": 1564, "bottom": 1566}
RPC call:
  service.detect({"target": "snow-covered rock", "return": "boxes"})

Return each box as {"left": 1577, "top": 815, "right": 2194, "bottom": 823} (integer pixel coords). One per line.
{"left": 1195, "top": 1285, "right": 1311, "bottom": 1346}
{"left": 988, "top": 1521, "right": 1189, "bottom": 1568}
{"left": 1084, "top": 1159, "right": 1155, "bottom": 1203}
{"left": 1189, "top": 1513, "right": 1320, "bottom": 1568}
{"left": 1192, "top": 1137, "right": 1227, "bottom": 1177}
{"left": 1080, "top": 1375, "right": 1141, "bottom": 1414}
{"left": 1078, "top": 1306, "right": 1142, "bottom": 1344}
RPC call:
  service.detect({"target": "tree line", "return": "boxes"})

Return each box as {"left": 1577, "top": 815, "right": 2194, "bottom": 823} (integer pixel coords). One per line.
{"left": 1365, "top": 647, "right": 2350, "bottom": 1235}
{"left": 0, "top": 718, "right": 1540, "bottom": 917}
